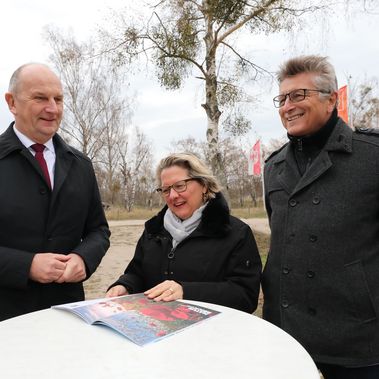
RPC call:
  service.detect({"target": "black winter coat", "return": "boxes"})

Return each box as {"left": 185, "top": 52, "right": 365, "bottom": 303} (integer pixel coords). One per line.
{"left": 0, "top": 124, "right": 110, "bottom": 321}
{"left": 263, "top": 118, "right": 379, "bottom": 366}
{"left": 110, "top": 193, "right": 262, "bottom": 313}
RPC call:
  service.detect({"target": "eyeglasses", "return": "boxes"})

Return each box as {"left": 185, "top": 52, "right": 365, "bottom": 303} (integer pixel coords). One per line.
{"left": 156, "top": 178, "right": 197, "bottom": 197}
{"left": 273, "top": 89, "right": 330, "bottom": 108}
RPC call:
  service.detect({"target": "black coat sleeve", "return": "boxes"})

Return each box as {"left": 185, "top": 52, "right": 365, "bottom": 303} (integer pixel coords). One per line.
{"left": 181, "top": 223, "right": 262, "bottom": 313}
{"left": 71, "top": 164, "right": 110, "bottom": 277}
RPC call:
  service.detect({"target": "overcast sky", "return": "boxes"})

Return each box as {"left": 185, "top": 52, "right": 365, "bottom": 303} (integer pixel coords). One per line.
{"left": 1, "top": 1, "right": 379, "bottom": 159}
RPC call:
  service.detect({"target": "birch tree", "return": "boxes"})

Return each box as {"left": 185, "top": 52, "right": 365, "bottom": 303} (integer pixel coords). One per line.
{"left": 348, "top": 77, "right": 379, "bottom": 129}
{"left": 99, "top": 101, "right": 131, "bottom": 204}
{"left": 99, "top": 0, "right": 330, "bottom": 189}
{"left": 118, "top": 127, "right": 153, "bottom": 211}
{"left": 45, "top": 26, "right": 129, "bottom": 163}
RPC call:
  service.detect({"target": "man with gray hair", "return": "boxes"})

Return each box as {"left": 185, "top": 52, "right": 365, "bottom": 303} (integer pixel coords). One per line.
{"left": 262, "top": 55, "right": 379, "bottom": 378}
{"left": 0, "top": 63, "right": 110, "bottom": 320}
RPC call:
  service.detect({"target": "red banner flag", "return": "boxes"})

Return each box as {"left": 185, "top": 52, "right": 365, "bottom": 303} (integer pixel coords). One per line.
{"left": 337, "top": 85, "right": 349, "bottom": 124}
{"left": 248, "top": 140, "right": 261, "bottom": 176}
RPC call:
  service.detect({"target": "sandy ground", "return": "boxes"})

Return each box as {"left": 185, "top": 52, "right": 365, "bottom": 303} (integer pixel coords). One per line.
{"left": 84, "top": 218, "right": 270, "bottom": 299}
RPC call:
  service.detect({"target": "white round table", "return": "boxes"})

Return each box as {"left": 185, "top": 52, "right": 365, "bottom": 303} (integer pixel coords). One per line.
{"left": 0, "top": 300, "right": 319, "bottom": 379}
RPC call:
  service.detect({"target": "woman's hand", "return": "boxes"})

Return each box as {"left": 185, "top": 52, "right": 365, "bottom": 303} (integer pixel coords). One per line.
{"left": 106, "top": 285, "right": 128, "bottom": 298}
{"left": 144, "top": 280, "right": 183, "bottom": 302}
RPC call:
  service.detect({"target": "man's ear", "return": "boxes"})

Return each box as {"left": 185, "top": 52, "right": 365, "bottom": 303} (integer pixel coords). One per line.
{"left": 5, "top": 92, "right": 16, "bottom": 115}
{"left": 328, "top": 91, "right": 338, "bottom": 113}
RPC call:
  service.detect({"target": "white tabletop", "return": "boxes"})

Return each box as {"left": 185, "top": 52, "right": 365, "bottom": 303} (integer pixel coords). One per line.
{"left": 0, "top": 300, "right": 319, "bottom": 379}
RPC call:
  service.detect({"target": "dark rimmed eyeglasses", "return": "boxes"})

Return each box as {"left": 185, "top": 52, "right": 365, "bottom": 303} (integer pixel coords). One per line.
{"left": 156, "top": 178, "right": 197, "bottom": 197}
{"left": 273, "top": 88, "right": 330, "bottom": 108}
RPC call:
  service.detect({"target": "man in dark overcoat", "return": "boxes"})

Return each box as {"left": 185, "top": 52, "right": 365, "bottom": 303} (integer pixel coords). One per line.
{"left": 0, "top": 63, "right": 110, "bottom": 321}
{"left": 263, "top": 55, "right": 379, "bottom": 379}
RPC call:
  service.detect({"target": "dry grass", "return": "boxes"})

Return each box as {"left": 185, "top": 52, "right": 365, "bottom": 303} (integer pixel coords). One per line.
{"left": 253, "top": 231, "right": 269, "bottom": 318}
{"left": 231, "top": 207, "right": 267, "bottom": 218}
{"left": 254, "top": 231, "right": 269, "bottom": 266}
{"left": 105, "top": 207, "right": 160, "bottom": 220}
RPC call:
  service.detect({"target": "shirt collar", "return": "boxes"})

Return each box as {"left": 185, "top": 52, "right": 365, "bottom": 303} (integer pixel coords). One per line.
{"left": 13, "top": 124, "right": 55, "bottom": 153}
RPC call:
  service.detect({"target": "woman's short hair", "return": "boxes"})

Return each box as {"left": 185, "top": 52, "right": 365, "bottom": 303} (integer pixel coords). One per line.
{"left": 277, "top": 55, "right": 338, "bottom": 96}
{"left": 156, "top": 152, "right": 221, "bottom": 199}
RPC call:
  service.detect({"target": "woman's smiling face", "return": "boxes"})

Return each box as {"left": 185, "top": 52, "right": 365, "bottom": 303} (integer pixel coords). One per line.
{"left": 160, "top": 165, "right": 206, "bottom": 220}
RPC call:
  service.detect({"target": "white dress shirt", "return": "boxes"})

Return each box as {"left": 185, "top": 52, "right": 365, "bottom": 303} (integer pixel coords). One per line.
{"left": 13, "top": 124, "right": 56, "bottom": 189}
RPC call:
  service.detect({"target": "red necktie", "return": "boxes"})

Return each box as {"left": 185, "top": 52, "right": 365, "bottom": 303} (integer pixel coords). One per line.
{"left": 31, "top": 144, "right": 51, "bottom": 189}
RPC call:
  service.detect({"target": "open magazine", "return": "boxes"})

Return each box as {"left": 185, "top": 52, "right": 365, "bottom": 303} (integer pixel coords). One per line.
{"left": 52, "top": 293, "right": 220, "bottom": 346}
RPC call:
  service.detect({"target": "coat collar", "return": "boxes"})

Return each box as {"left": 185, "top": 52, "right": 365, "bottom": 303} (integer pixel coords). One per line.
{"left": 324, "top": 118, "right": 353, "bottom": 153}
{"left": 0, "top": 122, "right": 80, "bottom": 160}
{"left": 0, "top": 122, "right": 25, "bottom": 159}
{"left": 270, "top": 118, "right": 353, "bottom": 196}
{"left": 145, "top": 192, "right": 232, "bottom": 238}
{"left": 0, "top": 123, "right": 82, "bottom": 202}
{"left": 273, "top": 118, "right": 353, "bottom": 165}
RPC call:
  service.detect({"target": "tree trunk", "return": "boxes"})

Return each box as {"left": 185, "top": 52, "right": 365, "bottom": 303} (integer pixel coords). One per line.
{"left": 202, "top": 7, "right": 230, "bottom": 203}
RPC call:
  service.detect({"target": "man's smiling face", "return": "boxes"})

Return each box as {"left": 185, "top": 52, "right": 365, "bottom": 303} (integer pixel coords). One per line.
{"left": 278, "top": 72, "right": 337, "bottom": 137}
{"left": 5, "top": 64, "right": 63, "bottom": 144}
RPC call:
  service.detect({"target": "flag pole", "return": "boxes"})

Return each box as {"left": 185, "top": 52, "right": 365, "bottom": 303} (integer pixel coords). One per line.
{"left": 260, "top": 143, "right": 265, "bottom": 212}
{"left": 248, "top": 140, "right": 265, "bottom": 211}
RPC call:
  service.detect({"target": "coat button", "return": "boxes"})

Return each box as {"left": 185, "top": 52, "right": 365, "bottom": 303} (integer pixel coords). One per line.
{"left": 282, "top": 267, "right": 290, "bottom": 274}
{"left": 39, "top": 188, "right": 47, "bottom": 194}
{"left": 312, "top": 197, "right": 320, "bottom": 205}
{"left": 168, "top": 251, "right": 175, "bottom": 259}
{"left": 281, "top": 300, "right": 289, "bottom": 308}
{"left": 307, "top": 270, "right": 315, "bottom": 278}
{"left": 164, "top": 271, "right": 168, "bottom": 275}
{"left": 309, "top": 235, "right": 318, "bottom": 242}
{"left": 289, "top": 199, "right": 297, "bottom": 207}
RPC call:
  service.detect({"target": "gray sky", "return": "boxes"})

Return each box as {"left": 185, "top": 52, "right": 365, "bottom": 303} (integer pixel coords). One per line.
{"left": 1, "top": 1, "right": 379, "bottom": 159}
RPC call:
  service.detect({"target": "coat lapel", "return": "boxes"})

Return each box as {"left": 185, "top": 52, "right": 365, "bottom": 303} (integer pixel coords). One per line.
{"left": 50, "top": 134, "right": 76, "bottom": 208}
{"left": 273, "top": 119, "right": 353, "bottom": 197}
{"left": 21, "top": 148, "right": 51, "bottom": 186}
{"left": 292, "top": 120, "right": 353, "bottom": 195}
{"left": 52, "top": 151, "right": 74, "bottom": 193}
{"left": 275, "top": 146, "right": 301, "bottom": 195}
{"left": 0, "top": 125, "right": 79, "bottom": 201}
{"left": 0, "top": 124, "right": 52, "bottom": 188}
{"left": 292, "top": 150, "right": 332, "bottom": 195}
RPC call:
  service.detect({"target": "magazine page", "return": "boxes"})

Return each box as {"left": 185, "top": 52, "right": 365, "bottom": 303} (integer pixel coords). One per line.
{"left": 53, "top": 294, "right": 220, "bottom": 345}
{"left": 52, "top": 297, "right": 111, "bottom": 324}
{"left": 94, "top": 294, "right": 220, "bottom": 345}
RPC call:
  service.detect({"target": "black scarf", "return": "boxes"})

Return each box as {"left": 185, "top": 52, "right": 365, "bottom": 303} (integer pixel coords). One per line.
{"left": 288, "top": 108, "right": 339, "bottom": 176}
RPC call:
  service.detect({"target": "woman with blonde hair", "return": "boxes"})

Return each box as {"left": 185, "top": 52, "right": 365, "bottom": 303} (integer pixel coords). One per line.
{"left": 107, "top": 153, "right": 261, "bottom": 313}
